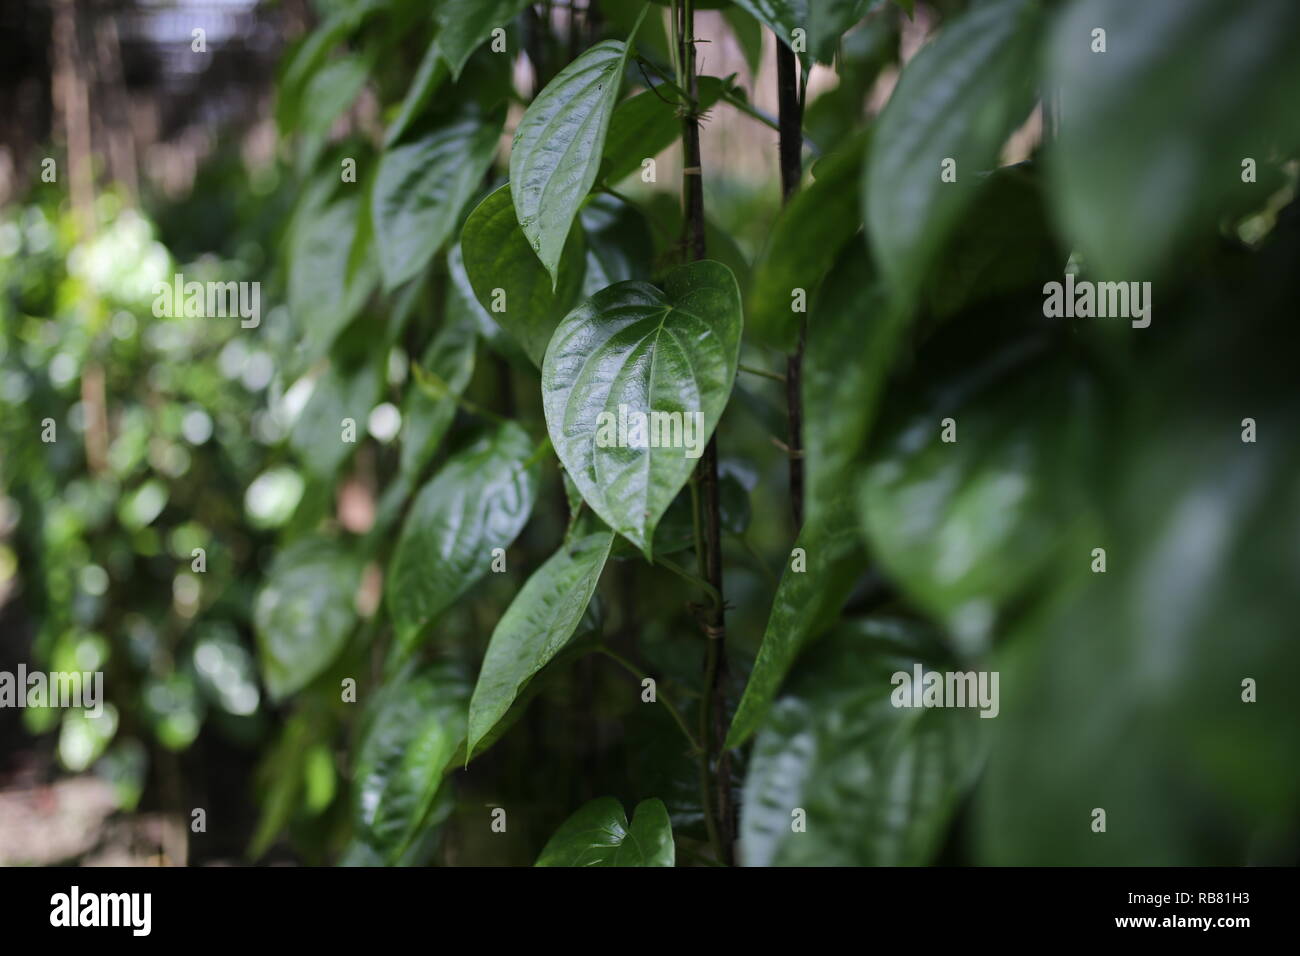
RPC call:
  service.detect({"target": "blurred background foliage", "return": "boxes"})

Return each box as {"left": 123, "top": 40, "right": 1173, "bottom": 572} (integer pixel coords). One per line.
{"left": 1, "top": 0, "right": 1297, "bottom": 866}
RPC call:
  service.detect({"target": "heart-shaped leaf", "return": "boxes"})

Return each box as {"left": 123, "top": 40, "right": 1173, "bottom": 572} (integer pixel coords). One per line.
{"left": 460, "top": 184, "right": 587, "bottom": 366}
{"left": 864, "top": 0, "right": 1041, "bottom": 300}
{"left": 510, "top": 39, "right": 632, "bottom": 285}
{"left": 466, "top": 529, "right": 614, "bottom": 757}
{"left": 387, "top": 422, "right": 541, "bottom": 656}
{"left": 542, "top": 260, "right": 742, "bottom": 558}
{"left": 373, "top": 108, "right": 504, "bottom": 290}
{"left": 535, "top": 796, "right": 675, "bottom": 866}
{"left": 254, "top": 538, "right": 362, "bottom": 701}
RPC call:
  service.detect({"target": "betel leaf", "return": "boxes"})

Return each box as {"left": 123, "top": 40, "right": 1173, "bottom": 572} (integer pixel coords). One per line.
{"left": 384, "top": 36, "right": 448, "bottom": 148}
{"left": 387, "top": 422, "right": 541, "bottom": 657}
{"left": 290, "top": 355, "right": 383, "bottom": 479}
{"left": 865, "top": 0, "right": 1041, "bottom": 300}
{"left": 740, "top": 617, "right": 985, "bottom": 866}
{"left": 858, "top": 346, "right": 1098, "bottom": 641}
{"left": 807, "top": 0, "right": 870, "bottom": 65}
{"left": 373, "top": 108, "right": 504, "bottom": 291}
{"left": 435, "top": 0, "right": 530, "bottom": 79}
{"left": 748, "top": 132, "right": 867, "bottom": 349}
{"left": 297, "top": 54, "right": 370, "bottom": 175}
{"left": 510, "top": 39, "right": 634, "bottom": 286}
{"left": 352, "top": 662, "right": 470, "bottom": 864}
{"left": 802, "top": 238, "right": 904, "bottom": 528}
{"left": 466, "top": 529, "right": 615, "bottom": 756}
{"left": 253, "top": 538, "right": 362, "bottom": 701}
{"left": 535, "top": 796, "right": 675, "bottom": 866}
{"left": 725, "top": 485, "right": 863, "bottom": 748}
{"left": 399, "top": 312, "right": 477, "bottom": 480}
{"left": 1046, "top": 0, "right": 1300, "bottom": 280}
{"left": 289, "top": 191, "right": 378, "bottom": 364}
{"left": 731, "top": 1, "right": 810, "bottom": 67}
{"left": 600, "top": 76, "right": 728, "bottom": 186}
{"left": 580, "top": 193, "right": 654, "bottom": 294}
{"left": 542, "top": 260, "right": 742, "bottom": 558}
{"left": 460, "top": 184, "right": 587, "bottom": 367}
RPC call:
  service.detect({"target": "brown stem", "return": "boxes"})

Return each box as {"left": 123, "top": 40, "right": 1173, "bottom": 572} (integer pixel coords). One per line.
{"left": 677, "top": 0, "right": 734, "bottom": 866}
{"left": 776, "top": 38, "right": 805, "bottom": 529}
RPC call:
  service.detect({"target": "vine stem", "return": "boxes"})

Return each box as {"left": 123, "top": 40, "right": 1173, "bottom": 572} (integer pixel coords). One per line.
{"left": 674, "top": 0, "right": 735, "bottom": 867}
{"left": 595, "top": 647, "right": 702, "bottom": 754}
{"left": 776, "top": 36, "right": 806, "bottom": 531}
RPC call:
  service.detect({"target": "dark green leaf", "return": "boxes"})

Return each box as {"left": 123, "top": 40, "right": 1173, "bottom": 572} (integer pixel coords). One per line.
{"left": 254, "top": 538, "right": 362, "bottom": 701}
{"left": 399, "top": 313, "right": 477, "bottom": 479}
{"left": 290, "top": 356, "right": 383, "bottom": 479}
{"left": 535, "top": 796, "right": 675, "bottom": 866}
{"left": 436, "top": 0, "right": 530, "bottom": 79}
{"left": 373, "top": 109, "right": 504, "bottom": 290}
{"left": 461, "top": 184, "right": 588, "bottom": 366}
{"left": 542, "top": 260, "right": 742, "bottom": 557}
{"left": 601, "top": 77, "right": 727, "bottom": 186}
{"left": 741, "top": 617, "right": 985, "bottom": 866}
{"left": 1046, "top": 0, "right": 1300, "bottom": 279}
{"left": 387, "top": 422, "right": 541, "bottom": 656}
{"left": 384, "top": 36, "right": 449, "bottom": 147}
{"left": 466, "top": 529, "right": 615, "bottom": 756}
{"left": 580, "top": 193, "right": 654, "bottom": 293}
{"left": 289, "top": 191, "right": 378, "bottom": 364}
{"left": 510, "top": 40, "right": 632, "bottom": 285}
{"left": 298, "top": 54, "right": 370, "bottom": 175}
{"left": 865, "top": 0, "right": 1041, "bottom": 300}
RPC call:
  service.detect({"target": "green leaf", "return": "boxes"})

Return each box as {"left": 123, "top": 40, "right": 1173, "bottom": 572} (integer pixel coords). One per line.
{"left": 460, "top": 184, "right": 588, "bottom": 366}
{"left": 858, "top": 346, "right": 1097, "bottom": 638}
{"left": 865, "top": 0, "right": 1041, "bottom": 300}
{"left": 510, "top": 40, "right": 633, "bottom": 285}
{"left": 384, "top": 37, "right": 449, "bottom": 147}
{"left": 580, "top": 193, "right": 654, "bottom": 293}
{"left": 399, "top": 313, "right": 477, "bottom": 479}
{"left": 466, "top": 529, "right": 615, "bottom": 756}
{"left": 435, "top": 0, "right": 530, "bottom": 79}
{"left": 352, "top": 662, "right": 469, "bottom": 864}
{"left": 253, "top": 538, "right": 361, "bottom": 701}
{"left": 600, "top": 77, "right": 728, "bottom": 186}
{"left": 373, "top": 109, "right": 504, "bottom": 291}
{"left": 723, "top": 7, "right": 764, "bottom": 77}
{"left": 741, "top": 617, "right": 985, "bottom": 866}
{"left": 1046, "top": 0, "right": 1300, "bottom": 279}
{"left": 747, "top": 132, "right": 867, "bottom": 349}
{"left": 289, "top": 191, "right": 378, "bottom": 364}
{"left": 725, "top": 489, "right": 863, "bottom": 748}
{"left": 802, "top": 238, "right": 905, "bottom": 529}
{"left": 807, "top": 0, "right": 870, "bottom": 64}
{"left": 290, "top": 356, "right": 383, "bottom": 479}
{"left": 731, "top": 1, "right": 810, "bottom": 67}
{"left": 542, "top": 260, "right": 742, "bottom": 558}
{"left": 535, "top": 797, "right": 675, "bottom": 866}
{"left": 387, "top": 422, "right": 541, "bottom": 656}
{"left": 297, "top": 54, "right": 370, "bottom": 175}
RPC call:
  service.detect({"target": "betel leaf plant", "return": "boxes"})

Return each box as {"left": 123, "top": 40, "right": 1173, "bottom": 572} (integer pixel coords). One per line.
{"left": 249, "top": 0, "right": 1300, "bottom": 866}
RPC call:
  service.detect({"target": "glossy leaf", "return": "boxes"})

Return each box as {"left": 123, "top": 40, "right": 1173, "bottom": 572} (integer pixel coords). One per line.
{"left": 435, "top": 0, "right": 530, "bottom": 79}
{"left": 253, "top": 538, "right": 361, "bottom": 701}
{"left": 1046, "top": 0, "right": 1300, "bottom": 279}
{"left": 865, "top": 0, "right": 1041, "bottom": 300}
{"left": 741, "top": 618, "right": 985, "bottom": 866}
{"left": 352, "top": 662, "right": 470, "bottom": 864}
{"left": 460, "top": 184, "right": 587, "bottom": 366}
{"left": 373, "top": 109, "right": 504, "bottom": 291}
{"left": 535, "top": 797, "right": 675, "bottom": 866}
{"left": 466, "top": 529, "right": 615, "bottom": 756}
{"left": 542, "top": 260, "right": 742, "bottom": 558}
{"left": 748, "top": 132, "right": 867, "bottom": 349}
{"left": 510, "top": 40, "right": 632, "bottom": 285}
{"left": 725, "top": 488, "right": 863, "bottom": 748}
{"left": 387, "top": 422, "right": 541, "bottom": 656}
